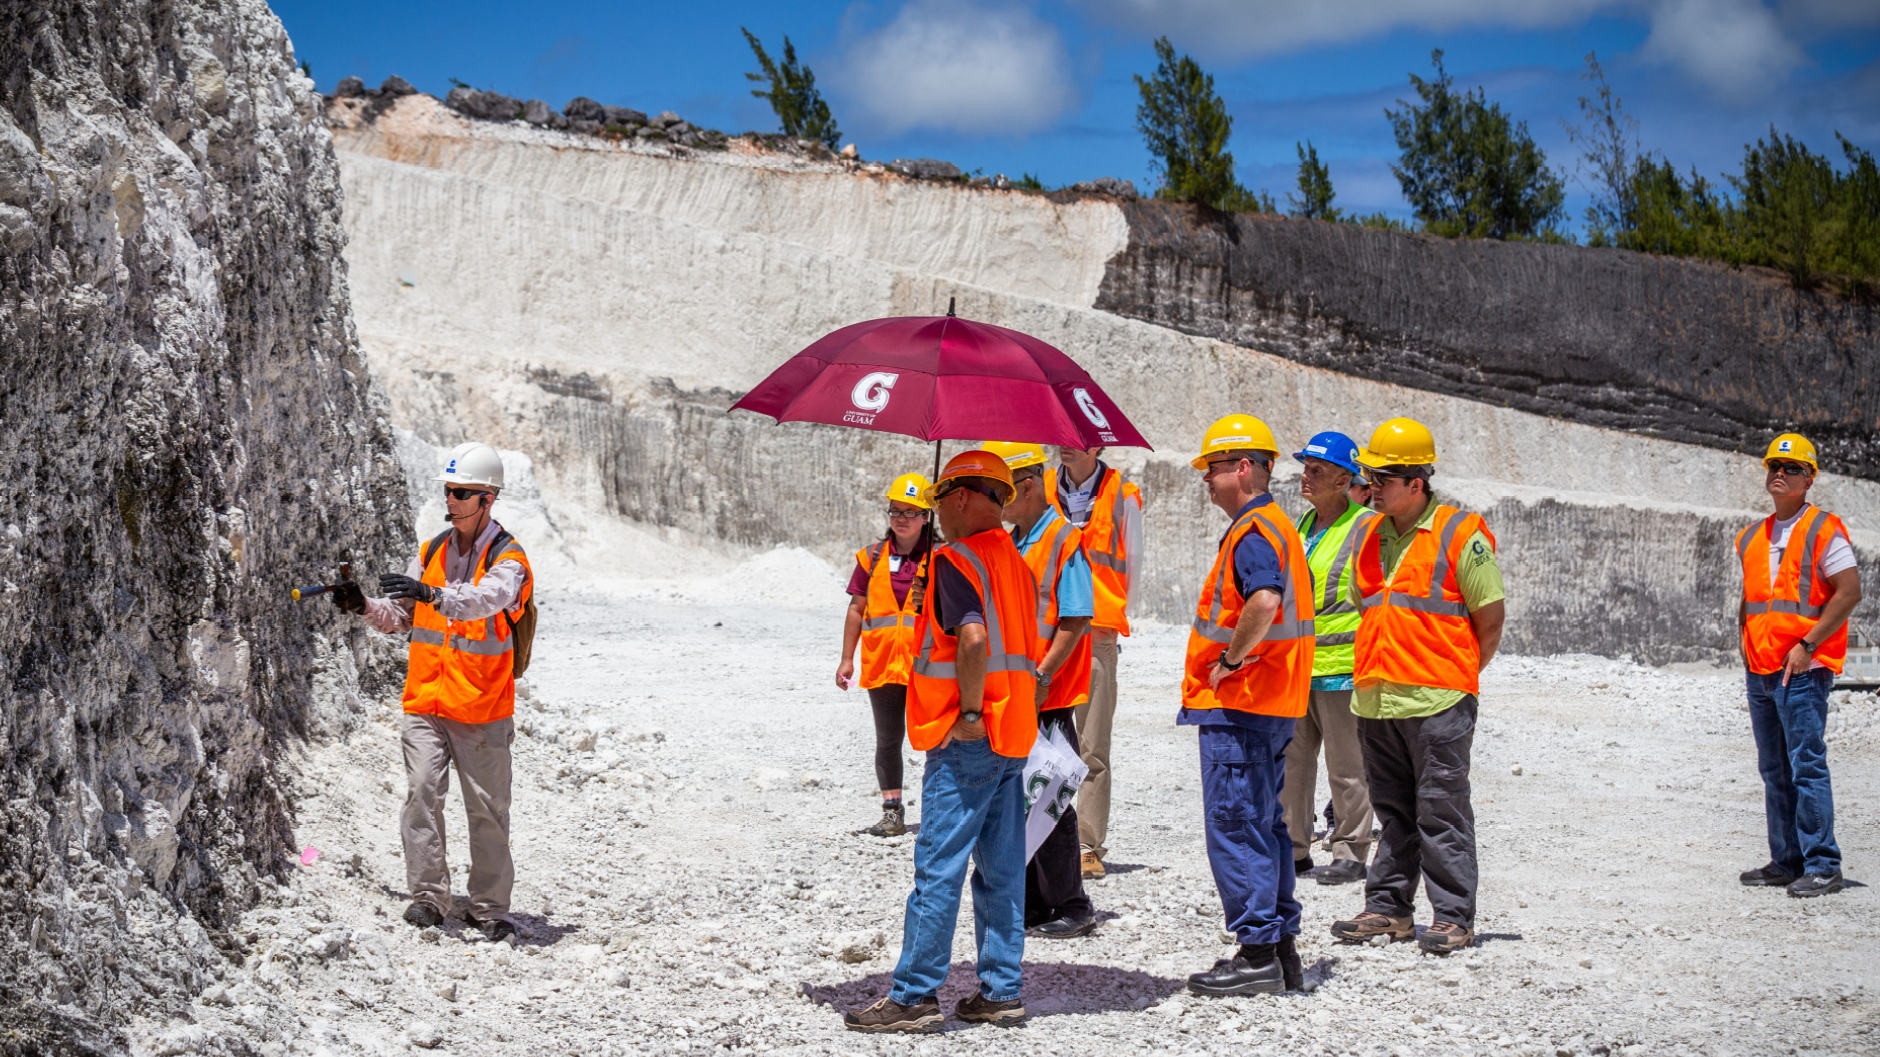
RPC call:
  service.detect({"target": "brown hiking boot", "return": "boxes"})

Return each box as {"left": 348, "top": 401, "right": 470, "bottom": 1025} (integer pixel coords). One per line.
{"left": 955, "top": 991, "right": 1026, "bottom": 1026}
{"left": 1081, "top": 851, "right": 1105, "bottom": 879}
{"left": 1418, "top": 920, "right": 1475, "bottom": 954}
{"left": 842, "top": 996, "right": 942, "bottom": 1033}
{"left": 1330, "top": 911, "right": 1414, "bottom": 944}
{"left": 865, "top": 802, "right": 906, "bottom": 837}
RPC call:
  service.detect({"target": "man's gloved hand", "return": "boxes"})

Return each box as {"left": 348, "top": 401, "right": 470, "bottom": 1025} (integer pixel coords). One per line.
{"left": 330, "top": 580, "right": 367, "bottom": 615}
{"left": 380, "top": 573, "right": 435, "bottom": 605}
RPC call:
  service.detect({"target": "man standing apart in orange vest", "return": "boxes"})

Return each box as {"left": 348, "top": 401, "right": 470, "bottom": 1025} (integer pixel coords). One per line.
{"left": 986, "top": 442, "right": 1098, "bottom": 938}
{"left": 1182, "top": 416, "right": 1316, "bottom": 997}
{"left": 335, "top": 442, "right": 533, "bottom": 942}
{"left": 1736, "top": 434, "right": 1860, "bottom": 898}
{"left": 1329, "top": 419, "right": 1502, "bottom": 955}
{"left": 1048, "top": 446, "right": 1143, "bottom": 880}
{"left": 844, "top": 452, "right": 1041, "bottom": 1033}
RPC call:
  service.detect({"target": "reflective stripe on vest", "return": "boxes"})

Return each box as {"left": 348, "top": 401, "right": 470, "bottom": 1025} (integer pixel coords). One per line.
{"left": 1738, "top": 506, "right": 1850, "bottom": 675}
{"left": 1357, "top": 511, "right": 1473, "bottom": 619}
{"left": 1740, "top": 511, "right": 1827, "bottom": 618}
{"left": 1034, "top": 520, "right": 1077, "bottom": 639}
{"left": 1303, "top": 506, "right": 1380, "bottom": 646}
{"left": 1192, "top": 509, "right": 1316, "bottom": 645}
{"left": 910, "top": 542, "right": 1037, "bottom": 681}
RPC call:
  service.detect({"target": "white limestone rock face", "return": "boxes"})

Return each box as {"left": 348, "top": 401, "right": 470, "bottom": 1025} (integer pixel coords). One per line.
{"left": 0, "top": 0, "right": 408, "bottom": 1044}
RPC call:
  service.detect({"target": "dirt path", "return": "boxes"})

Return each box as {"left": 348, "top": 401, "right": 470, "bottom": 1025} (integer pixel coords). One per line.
{"left": 136, "top": 577, "right": 1876, "bottom": 1057}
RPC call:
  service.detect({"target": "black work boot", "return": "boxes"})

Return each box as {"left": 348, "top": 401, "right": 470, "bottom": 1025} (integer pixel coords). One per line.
{"left": 1187, "top": 942, "right": 1285, "bottom": 996}
{"left": 866, "top": 801, "right": 906, "bottom": 837}
{"left": 1739, "top": 863, "right": 1798, "bottom": 887}
{"left": 1278, "top": 934, "right": 1305, "bottom": 992}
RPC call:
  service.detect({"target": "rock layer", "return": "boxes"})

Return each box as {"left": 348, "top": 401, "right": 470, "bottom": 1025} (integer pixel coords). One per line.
{"left": 1098, "top": 204, "right": 1880, "bottom": 479}
{"left": 0, "top": 0, "right": 406, "bottom": 1041}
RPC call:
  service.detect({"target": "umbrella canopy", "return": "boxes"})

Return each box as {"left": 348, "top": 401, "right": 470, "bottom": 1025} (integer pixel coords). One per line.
{"left": 730, "top": 312, "right": 1151, "bottom": 450}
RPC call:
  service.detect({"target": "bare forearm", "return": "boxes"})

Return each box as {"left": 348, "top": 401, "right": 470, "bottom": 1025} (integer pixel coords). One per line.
{"left": 1807, "top": 569, "right": 1862, "bottom": 645}
{"left": 1224, "top": 593, "right": 1279, "bottom": 664}
{"left": 956, "top": 624, "right": 988, "bottom": 712}
{"left": 1039, "top": 617, "right": 1091, "bottom": 678}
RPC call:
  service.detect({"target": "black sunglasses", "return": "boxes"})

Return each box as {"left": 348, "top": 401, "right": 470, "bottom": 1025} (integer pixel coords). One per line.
{"left": 1767, "top": 461, "right": 1813, "bottom": 477}
{"left": 445, "top": 487, "right": 491, "bottom": 500}
{"left": 935, "top": 481, "right": 1005, "bottom": 505}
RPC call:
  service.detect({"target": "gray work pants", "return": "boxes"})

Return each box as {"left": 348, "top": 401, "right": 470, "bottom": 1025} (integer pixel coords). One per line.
{"left": 402, "top": 713, "right": 515, "bottom": 921}
{"left": 1073, "top": 637, "right": 1119, "bottom": 856}
{"left": 1360, "top": 696, "right": 1478, "bottom": 928}
{"left": 1282, "top": 687, "right": 1374, "bottom": 862}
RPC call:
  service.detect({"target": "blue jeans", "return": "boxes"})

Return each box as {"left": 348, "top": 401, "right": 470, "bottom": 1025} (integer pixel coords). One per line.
{"left": 1198, "top": 721, "right": 1301, "bottom": 945}
{"left": 1746, "top": 668, "right": 1840, "bottom": 876}
{"left": 890, "top": 739, "right": 1027, "bottom": 1004}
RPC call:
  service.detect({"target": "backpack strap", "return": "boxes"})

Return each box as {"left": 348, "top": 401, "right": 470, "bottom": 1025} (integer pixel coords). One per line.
{"left": 420, "top": 530, "right": 453, "bottom": 570}
{"left": 482, "top": 529, "right": 516, "bottom": 575}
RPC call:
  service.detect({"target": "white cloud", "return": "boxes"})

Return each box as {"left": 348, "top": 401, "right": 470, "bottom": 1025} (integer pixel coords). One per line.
{"left": 1642, "top": 0, "right": 1806, "bottom": 101}
{"left": 1078, "top": 0, "right": 1815, "bottom": 102}
{"left": 830, "top": 1, "right": 1079, "bottom": 136}
{"left": 1075, "top": 0, "right": 1616, "bottom": 57}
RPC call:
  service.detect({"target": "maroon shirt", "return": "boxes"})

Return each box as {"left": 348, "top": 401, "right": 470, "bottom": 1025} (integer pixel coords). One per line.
{"left": 846, "top": 540, "right": 928, "bottom": 606}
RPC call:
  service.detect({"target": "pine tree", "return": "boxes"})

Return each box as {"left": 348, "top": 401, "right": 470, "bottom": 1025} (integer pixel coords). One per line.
{"left": 742, "top": 28, "right": 841, "bottom": 150}
{"left": 1135, "top": 37, "right": 1243, "bottom": 210}
{"left": 1288, "top": 141, "right": 1339, "bottom": 220}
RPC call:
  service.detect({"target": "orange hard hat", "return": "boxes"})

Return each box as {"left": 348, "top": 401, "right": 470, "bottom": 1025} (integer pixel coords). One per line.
{"left": 927, "top": 449, "right": 1015, "bottom": 505}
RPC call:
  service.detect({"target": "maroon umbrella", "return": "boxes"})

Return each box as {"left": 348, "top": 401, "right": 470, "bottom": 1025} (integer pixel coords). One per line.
{"left": 730, "top": 304, "right": 1151, "bottom": 454}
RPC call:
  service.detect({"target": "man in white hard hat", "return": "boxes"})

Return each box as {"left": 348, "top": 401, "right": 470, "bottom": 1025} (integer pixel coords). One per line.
{"left": 334, "top": 441, "right": 535, "bottom": 941}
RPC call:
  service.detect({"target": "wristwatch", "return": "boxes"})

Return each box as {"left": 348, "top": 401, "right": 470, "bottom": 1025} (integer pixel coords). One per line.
{"left": 1036, "top": 669, "right": 1053, "bottom": 689}
{"left": 1800, "top": 639, "right": 1819, "bottom": 655}
{"left": 1216, "top": 652, "right": 1245, "bottom": 672}
{"left": 961, "top": 710, "right": 983, "bottom": 725}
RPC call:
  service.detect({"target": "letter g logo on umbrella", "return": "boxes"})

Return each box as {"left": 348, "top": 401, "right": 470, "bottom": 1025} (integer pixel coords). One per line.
{"left": 851, "top": 372, "right": 899, "bottom": 412}
{"left": 1073, "top": 387, "right": 1111, "bottom": 429}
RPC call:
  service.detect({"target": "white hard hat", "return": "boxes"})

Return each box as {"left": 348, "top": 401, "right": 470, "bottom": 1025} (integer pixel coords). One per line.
{"left": 433, "top": 442, "right": 505, "bottom": 491}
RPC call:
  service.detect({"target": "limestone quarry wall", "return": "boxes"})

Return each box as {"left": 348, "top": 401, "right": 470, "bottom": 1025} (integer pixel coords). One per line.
{"left": 1099, "top": 203, "right": 1880, "bottom": 480}
{"left": 0, "top": 0, "right": 406, "bottom": 1043}
{"left": 330, "top": 96, "right": 1880, "bottom": 664}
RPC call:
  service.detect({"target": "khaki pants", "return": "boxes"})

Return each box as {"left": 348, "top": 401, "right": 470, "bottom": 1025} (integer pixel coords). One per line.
{"left": 1073, "top": 637, "right": 1119, "bottom": 856}
{"left": 402, "top": 713, "right": 515, "bottom": 920}
{"left": 1282, "top": 687, "right": 1373, "bottom": 863}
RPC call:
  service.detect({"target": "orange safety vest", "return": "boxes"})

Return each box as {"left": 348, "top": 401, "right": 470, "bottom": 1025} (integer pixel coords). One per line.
{"left": 1181, "top": 501, "right": 1315, "bottom": 718}
{"left": 404, "top": 529, "right": 535, "bottom": 725}
{"left": 1736, "top": 505, "right": 1850, "bottom": 675}
{"left": 907, "top": 529, "right": 1041, "bottom": 757}
{"left": 1352, "top": 505, "right": 1495, "bottom": 695}
{"left": 1018, "top": 512, "right": 1093, "bottom": 712}
{"left": 854, "top": 541, "right": 926, "bottom": 689}
{"left": 1047, "top": 465, "right": 1143, "bottom": 635}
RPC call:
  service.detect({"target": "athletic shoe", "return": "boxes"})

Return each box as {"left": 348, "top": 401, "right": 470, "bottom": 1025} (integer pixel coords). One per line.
{"left": 1081, "top": 851, "right": 1105, "bottom": 879}
{"left": 1187, "top": 944, "right": 1284, "bottom": 996}
{"left": 402, "top": 902, "right": 443, "bottom": 929}
{"left": 866, "top": 802, "right": 906, "bottom": 837}
{"left": 1786, "top": 872, "right": 1845, "bottom": 898}
{"left": 1739, "top": 863, "right": 1799, "bottom": 887}
{"left": 1330, "top": 912, "right": 1413, "bottom": 944}
{"left": 1027, "top": 915, "right": 1099, "bottom": 939}
{"left": 1418, "top": 920, "right": 1475, "bottom": 954}
{"left": 954, "top": 992, "right": 1026, "bottom": 1026}
{"left": 843, "top": 996, "right": 942, "bottom": 1033}
{"left": 1315, "top": 858, "right": 1366, "bottom": 886}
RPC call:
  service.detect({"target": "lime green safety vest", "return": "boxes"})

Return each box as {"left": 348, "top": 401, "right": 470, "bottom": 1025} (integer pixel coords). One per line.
{"left": 1297, "top": 501, "right": 1383, "bottom": 679}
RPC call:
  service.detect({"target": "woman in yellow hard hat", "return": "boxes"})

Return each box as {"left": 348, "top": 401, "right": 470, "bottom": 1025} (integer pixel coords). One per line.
{"left": 837, "top": 472, "right": 933, "bottom": 837}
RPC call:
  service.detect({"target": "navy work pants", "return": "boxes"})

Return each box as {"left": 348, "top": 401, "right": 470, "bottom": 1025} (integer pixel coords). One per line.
{"left": 1199, "top": 721, "right": 1301, "bottom": 945}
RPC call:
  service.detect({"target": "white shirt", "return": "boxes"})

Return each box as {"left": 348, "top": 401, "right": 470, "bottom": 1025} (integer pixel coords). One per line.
{"left": 1767, "top": 508, "right": 1855, "bottom": 669}
{"left": 364, "top": 520, "right": 528, "bottom": 635}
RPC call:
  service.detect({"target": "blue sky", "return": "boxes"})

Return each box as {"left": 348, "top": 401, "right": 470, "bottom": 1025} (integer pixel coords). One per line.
{"left": 275, "top": 0, "right": 1880, "bottom": 231}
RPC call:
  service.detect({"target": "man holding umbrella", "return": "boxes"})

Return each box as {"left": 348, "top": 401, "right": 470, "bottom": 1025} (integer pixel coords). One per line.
{"left": 844, "top": 451, "right": 1042, "bottom": 1033}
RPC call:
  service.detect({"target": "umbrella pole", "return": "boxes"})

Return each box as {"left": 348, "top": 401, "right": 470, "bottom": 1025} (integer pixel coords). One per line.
{"left": 932, "top": 440, "right": 943, "bottom": 542}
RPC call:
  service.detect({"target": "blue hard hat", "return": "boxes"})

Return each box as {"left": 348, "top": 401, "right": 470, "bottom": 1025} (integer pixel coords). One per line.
{"left": 1292, "top": 431, "right": 1364, "bottom": 475}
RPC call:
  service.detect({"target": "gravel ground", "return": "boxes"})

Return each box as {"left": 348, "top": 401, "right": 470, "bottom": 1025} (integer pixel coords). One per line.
{"left": 132, "top": 568, "right": 1878, "bottom": 1057}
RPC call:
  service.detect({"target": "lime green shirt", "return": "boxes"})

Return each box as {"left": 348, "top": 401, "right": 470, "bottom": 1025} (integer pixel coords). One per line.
{"left": 1346, "top": 501, "right": 1505, "bottom": 720}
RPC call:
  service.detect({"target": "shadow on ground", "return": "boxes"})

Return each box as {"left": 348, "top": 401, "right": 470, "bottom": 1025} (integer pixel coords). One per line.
{"left": 804, "top": 960, "right": 1187, "bottom": 1026}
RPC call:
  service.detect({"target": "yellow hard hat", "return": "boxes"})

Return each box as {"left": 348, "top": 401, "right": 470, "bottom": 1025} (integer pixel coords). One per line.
{"left": 926, "top": 449, "right": 1015, "bottom": 505}
{"left": 981, "top": 441, "right": 1049, "bottom": 472}
{"left": 1357, "top": 418, "right": 1437, "bottom": 469}
{"left": 884, "top": 472, "right": 932, "bottom": 509}
{"left": 1191, "top": 414, "right": 1279, "bottom": 470}
{"left": 1764, "top": 433, "right": 1818, "bottom": 472}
